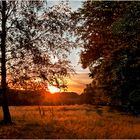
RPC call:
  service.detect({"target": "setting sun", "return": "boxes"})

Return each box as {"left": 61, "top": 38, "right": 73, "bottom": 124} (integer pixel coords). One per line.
{"left": 48, "top": 85, "right": 60, "bottom": 93}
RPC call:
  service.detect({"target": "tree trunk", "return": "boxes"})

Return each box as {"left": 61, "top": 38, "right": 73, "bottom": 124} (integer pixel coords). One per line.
{"left": 0, "top": 1, "right": 12, "bottom": 124}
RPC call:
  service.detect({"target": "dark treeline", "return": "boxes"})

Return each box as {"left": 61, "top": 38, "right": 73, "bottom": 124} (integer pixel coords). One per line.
{"left": 0, "top": 88, "right": 119, "bottom": 106}
{"left": 0, "top": 89, "right": 82, "bottom": 106}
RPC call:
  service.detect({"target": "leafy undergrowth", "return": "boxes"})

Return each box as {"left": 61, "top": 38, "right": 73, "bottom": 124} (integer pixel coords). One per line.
{"left": 0, "top": 105, "right": 140, "bottom": 139}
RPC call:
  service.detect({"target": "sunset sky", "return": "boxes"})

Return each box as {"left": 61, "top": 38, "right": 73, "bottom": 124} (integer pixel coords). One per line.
{"left": 66, "top": 1, "right": 92, "bottom": 94}
{"left": 48, "top": 0, "right": 92, "bottom": 94}
{"left": 67, "top": 1, "right": 92, "bottom": 94}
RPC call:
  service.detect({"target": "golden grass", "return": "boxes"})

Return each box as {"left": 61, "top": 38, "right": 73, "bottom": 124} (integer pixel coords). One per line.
{"left": 0, "top": 105, "right": 140, "bottom": 139}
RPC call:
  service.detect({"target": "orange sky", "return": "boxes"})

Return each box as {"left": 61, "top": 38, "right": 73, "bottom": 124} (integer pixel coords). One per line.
{"left": 67, "top": 72, "right": 92, "bottom": 94}
{"left": 67, "top": 48, "right": 92, "bottom": 94}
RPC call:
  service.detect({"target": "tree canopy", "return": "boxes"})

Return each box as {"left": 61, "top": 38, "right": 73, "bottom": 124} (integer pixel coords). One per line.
{"left": 0, "top": 0, "right": 75, "bottom": 123}
{"left": 73, "top": 1, "right": 140, "bottom": 113}
{"left": 0, "top": 1, "right": 75, "bottom": 90}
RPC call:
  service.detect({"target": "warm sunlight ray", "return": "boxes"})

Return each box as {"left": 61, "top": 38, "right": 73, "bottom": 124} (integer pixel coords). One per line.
{"left": 48, "top": 85, "right": 60, "bottom": 94}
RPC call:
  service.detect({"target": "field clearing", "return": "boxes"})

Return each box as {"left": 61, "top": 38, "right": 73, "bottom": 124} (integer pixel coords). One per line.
{"left": 0, "top": 105, "right": 140, "bottom": 139}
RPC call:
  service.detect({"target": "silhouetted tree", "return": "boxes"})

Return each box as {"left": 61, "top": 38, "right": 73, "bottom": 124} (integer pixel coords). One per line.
{"left": 0, "top": 1, "right": 74, "bottom": 123}
{"left": 0, "top": 1, "right": 12, "bottom": 124}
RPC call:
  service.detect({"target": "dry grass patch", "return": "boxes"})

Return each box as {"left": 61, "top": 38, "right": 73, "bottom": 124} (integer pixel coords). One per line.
{"left": 0, "top": 105, "right": 140, "bottom": 139}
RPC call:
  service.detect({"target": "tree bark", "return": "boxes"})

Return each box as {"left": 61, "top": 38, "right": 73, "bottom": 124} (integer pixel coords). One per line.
{"left": 0, "top": 1, "right": 12, "bottom": 124}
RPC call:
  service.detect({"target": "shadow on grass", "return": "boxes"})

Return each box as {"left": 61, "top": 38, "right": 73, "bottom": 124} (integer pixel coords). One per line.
{"left": 0, "top": 120, "right": 15, "bottom": 126}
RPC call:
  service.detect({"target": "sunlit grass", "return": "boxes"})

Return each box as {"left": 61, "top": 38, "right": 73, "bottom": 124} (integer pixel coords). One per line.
{"left": 0, "top": 105, "right": 140, "bottom": 139}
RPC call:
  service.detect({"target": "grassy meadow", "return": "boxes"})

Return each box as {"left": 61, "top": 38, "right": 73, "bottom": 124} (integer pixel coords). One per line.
{"left": 0, "top": 105, "right": 140, "bottom": 139}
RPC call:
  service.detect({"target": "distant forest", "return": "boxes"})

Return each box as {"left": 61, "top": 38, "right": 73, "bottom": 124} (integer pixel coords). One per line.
{"left": 0, "top": 89, "right": 109, "bottom": 106}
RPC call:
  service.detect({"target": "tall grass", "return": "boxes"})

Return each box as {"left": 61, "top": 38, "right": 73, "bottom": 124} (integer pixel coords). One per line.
{"left": 0, "top": 105, "right": 140, "bottom": 139}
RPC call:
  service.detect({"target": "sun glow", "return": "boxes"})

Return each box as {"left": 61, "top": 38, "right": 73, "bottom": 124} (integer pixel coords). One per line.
{"left": 48, "top": 85, "right": 60, "bottom": 94}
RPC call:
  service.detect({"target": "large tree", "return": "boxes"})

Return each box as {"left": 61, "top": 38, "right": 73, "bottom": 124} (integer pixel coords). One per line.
{"left": 0, "top": 1, "right": 12, "bottom": 124}
{"left": 0, "top": 1, "right": 74, "bottom": 123}
{"left": 73, "top": 1, "right": 140, "bottom": 113}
